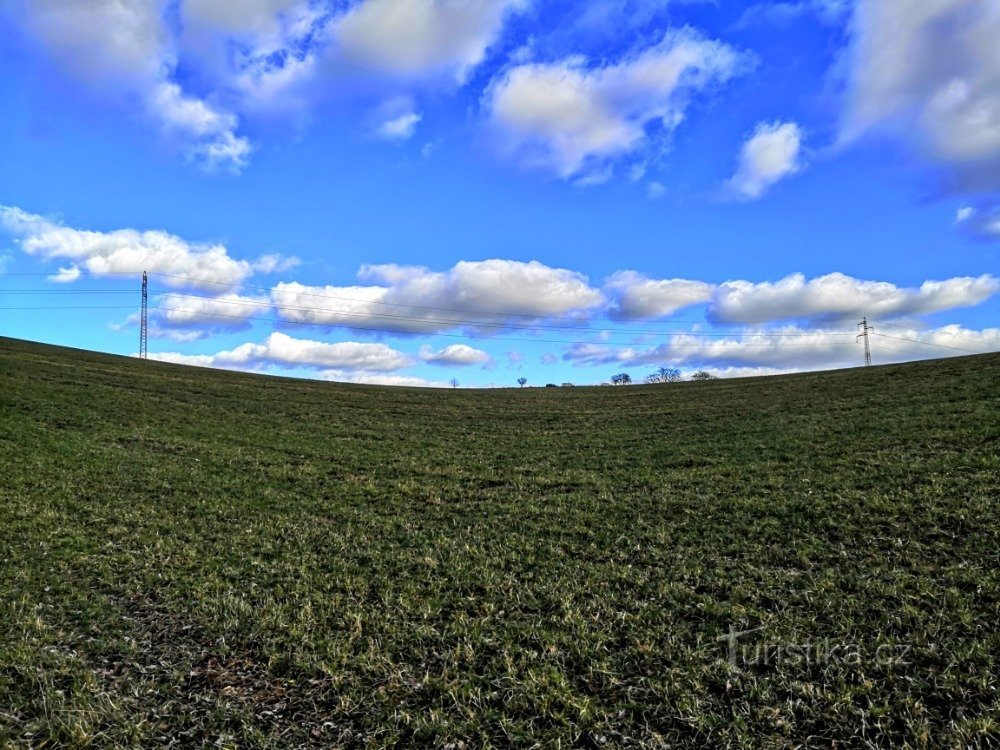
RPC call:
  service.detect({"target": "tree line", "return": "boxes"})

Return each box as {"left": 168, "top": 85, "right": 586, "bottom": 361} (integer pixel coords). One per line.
{"left": 610, "top": 367, "right": 718, "bottom": 385}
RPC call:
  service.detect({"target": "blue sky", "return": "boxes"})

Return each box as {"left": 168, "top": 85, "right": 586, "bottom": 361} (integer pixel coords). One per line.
{"left": 1, "top": 0, "right": 997, "bottom": 386}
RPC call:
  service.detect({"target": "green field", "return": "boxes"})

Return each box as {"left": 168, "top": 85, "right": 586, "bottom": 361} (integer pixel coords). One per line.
{"left": 1, "top": 336, "right": 997, "bottom": 748}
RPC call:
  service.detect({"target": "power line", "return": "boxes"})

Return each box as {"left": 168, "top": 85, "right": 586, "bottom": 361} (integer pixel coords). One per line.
{"left": 152, "top": 271, "right": 726, "bottom": 326}
{"left": 156, "top": 290, "right": 858, "bottom": 338}
{"left": 143, "top": 304, "right": 862, "bottom": 348}
{"left": 2, "top": 272, "right": 994, "bottom": 353}
{"left": 0, "top": 298, "right": 861, "bottom": 347}
{"left": 872, "top": 342, "right": 939, "bottom": 358}
{"left": 0, "top": 289, "right": 136, "bottom": 294}
{"left": 2, "top": 270, "right": 996, "bottom": 342}
{"left": 873, "top": 332, "right": 982, "bottom": 354}
{"left": 1, "top": 269, "right": 737, "bottom": 328}
{"left": 0, "top": 305, "right": 138, "bottom": 310}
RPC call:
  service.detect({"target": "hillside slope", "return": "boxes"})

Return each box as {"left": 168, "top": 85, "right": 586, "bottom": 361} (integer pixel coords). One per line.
{"left": 1, "top": 337, "right": 998, "bottom": 747}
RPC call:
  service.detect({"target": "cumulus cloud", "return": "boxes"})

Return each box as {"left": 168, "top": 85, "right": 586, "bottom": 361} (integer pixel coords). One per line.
{"left": 271, "top": 259, "right": 603, "bottom": 333}
{"left": 843, "top": 0, "right": 1000, "bottom": 193}
{"left": 370, "top": 97, "right": 424, "bottom": 140}
{"left": 564, "top": 324, "right": 1000, "bottom": 371}
{"left": 419, "top": 343, "right": 491, "bottom": 365}
{"left": 0, "top": 206, "right": 292, "bottom": 289}
{"left": 332, "top": 0, "right": 524, "bottom": 82}
{"left": 485, "top": 28, "right": 750, "bottom": 178}
{"left": 727, "top": 121, "right": 804, "bottom": 200}
{"left": 13, "top": 0, "right": 251, "bottom": 172}
{"left": 150, "top": 82, "right": 251, "bottom": 172}
{"left": 150, "top": 332, "right": 413, "bottom": 372}
{"left": 252, "top": 254, "right": 301, "bottom": 275}
{"left": 155, "top": 292, "right": 270, "bottom": 328}
{"left": 708, "top": 272, "right": 1000, "bottom": 324}
{"left": 183, "top": 0, "right": 307, "bottom": 36}
{"left": 376, "top": 111, "right": 423, "bottom": 140}
{"left": 47, "top": 264, "right": 81, "bottom": 284}
{"left": 605, "top": 271, "right": 713, "bottom": 320}
{"left": 18, "top": 0, "right": 164, "bottom": 83}
{"left": 320, "top": 371, "right": 450, "bottom": 388}
{"left": 955, "top": 203, "right": 1000, "bottom": 241}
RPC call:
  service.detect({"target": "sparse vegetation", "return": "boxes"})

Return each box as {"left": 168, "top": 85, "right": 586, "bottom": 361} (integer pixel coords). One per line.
{"left": 645, "top": 366, "right": 682, "bottom": 384}
{"left": 691, "top": 370, "right": 718, "bottom": 381}
{"left": 1, "top": 336, "right": 998, "bottom": 748}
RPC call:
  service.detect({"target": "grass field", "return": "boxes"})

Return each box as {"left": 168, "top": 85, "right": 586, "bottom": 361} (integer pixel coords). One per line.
{"left": 1, "top": 336, "right": 998, "bottom": 748}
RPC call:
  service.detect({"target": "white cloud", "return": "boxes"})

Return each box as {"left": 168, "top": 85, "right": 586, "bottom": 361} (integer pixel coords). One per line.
{"left": 18, "top": 0, "right": 164, "bottom": 83}
{"left": 956, "top": 206, "right": 975, "bottom": 223}
{"left": 13, "top": 0, "right": 254, "bottom": 173}
{"left": 605, "top": 271, "right": 713, "bottom": 320}
{"left": 0, "top": 206, "right": 291, "bottom": 288}
{"left": 708, "top": 272, "right": 1000, "bottom": 324}
{"left": 183, "top": 0, "right": 306, "bottom": 36}
{"left": 148, "top": 326, "right": 210, "bottom": 343}
{"left": 881, "top": 323, "right": 1000, "bottom": 354}
{"left": 271, "top": 259, "right": 603, "bottom": 333}
{"left": 573, "top": 165, "right": 614, "bottom": 187}
{"left": 564, "top": 324, "right": 1000, "bottom": 371}
{"left": 156, "top": 292, "right": 269, "bottom": 327}
{"left": 147, "top": 351, "right": 220, "bottom": 368}
{"left": 506, "top": 349, "right": 524, "bottom": 366}
{"left": 378, "top": 112, "right": 422, "bottom": 140}
{"left": 320, "top": 371, "right": 449, "bottom": 387}
{"left": 419, "top": 343, "right": 491, "bottom": 365}
{"left": 955, "top": 203, "right": 1000, "bottom": 241}
{"left": 682, "top": 365, "right": 799, "bottom": 379}
{"left": 150, "top": 82, "right": 251, "bottom": 172}
{"left": 646, "top": 181, "right": 666, "bottom": 199}
{"left": 332, "top": 0, "right": 525, "bottom": 81}
{"left": 843, "top": 0, "right": 1000, "bottom": 192}
{"left": 485, "top": 28, "right": 750, "bottom": 178}
{"left": 727, "top": 121, "right": 804, "bottom": 200}
{"left": 736, "top": 0, "right": 850, "bottom": 28}
{"left": 47, "top": 264, "right": 81, "bottom": 284}
{"left": 150, "top": 331, "right": 413, "bottom": 372}
{"left": 252, "top": 254, "right": 301, "bottom": 274}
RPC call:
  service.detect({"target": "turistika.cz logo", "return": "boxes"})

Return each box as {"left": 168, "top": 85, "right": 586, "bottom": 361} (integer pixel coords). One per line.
{"left": 716, "top": 624, "right": 912, "bottom": 668}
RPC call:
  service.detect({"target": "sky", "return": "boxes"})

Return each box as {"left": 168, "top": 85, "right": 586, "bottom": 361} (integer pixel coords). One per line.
{"left": 0, "top": 0, "right": 997, "bottom": 387}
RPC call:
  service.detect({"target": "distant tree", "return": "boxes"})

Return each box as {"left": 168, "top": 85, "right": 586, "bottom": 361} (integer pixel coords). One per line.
{"left": 690, "top": 371, "right": 718, "bottom": 381}
{"left": 610, "top": 372, "right": 632, "bottom": 385}
{"left": 450, "top": 378, "right": 459, "bottom": 388}
{"left": 517, "top": 377, "right": 528, "bottom": 388}
{"left": 545, "top": 383, "right": 558, "bottom": 388}
{"left": 645, "top": 366, "right": 682, "bottom": 384}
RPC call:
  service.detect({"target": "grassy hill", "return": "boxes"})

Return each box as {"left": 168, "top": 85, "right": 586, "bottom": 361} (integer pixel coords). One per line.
{"left": 1, "top": 336, "right": 997, "bottom": 748}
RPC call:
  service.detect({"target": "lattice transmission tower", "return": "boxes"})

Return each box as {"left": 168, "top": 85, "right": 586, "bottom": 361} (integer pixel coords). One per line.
{"left": 139, "top": 271, "right": 148, "bottom": 360}
{"left": 857, "top": 316, "right": 874, "bottom": 366}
